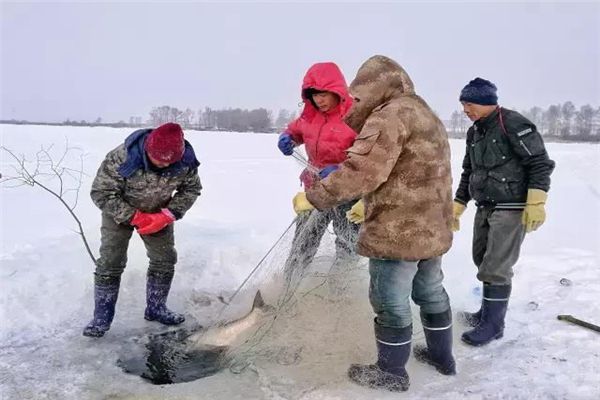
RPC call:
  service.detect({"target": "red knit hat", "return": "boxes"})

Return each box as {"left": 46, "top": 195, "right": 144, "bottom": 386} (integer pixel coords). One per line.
{"left": 145, "top": 122, "right": 185, "bottom": 164}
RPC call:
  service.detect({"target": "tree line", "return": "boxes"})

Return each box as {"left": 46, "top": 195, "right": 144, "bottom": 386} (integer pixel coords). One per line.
{"left": 146, "top": 106, "right": 298, "bottom": 133}
{"left": 0, "top": 107, "right": 298, "bottom": 134}
{"left": 2, "top": 102, "right": 598, "bottom": 142}
{"left": 448, "top": 102, "right": 600, "bottom": 142}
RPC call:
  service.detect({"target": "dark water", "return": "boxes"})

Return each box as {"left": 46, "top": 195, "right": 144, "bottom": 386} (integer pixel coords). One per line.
{"left": 117, "top": 329, "right": 230, "bottom": 384}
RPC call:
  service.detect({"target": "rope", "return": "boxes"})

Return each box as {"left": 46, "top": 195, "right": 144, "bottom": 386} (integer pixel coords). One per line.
{"left": 216, "top": 216, "right": 298, "bottom": 319}
{"left": 291, "top": 150, "right": 319, "bottom": 174}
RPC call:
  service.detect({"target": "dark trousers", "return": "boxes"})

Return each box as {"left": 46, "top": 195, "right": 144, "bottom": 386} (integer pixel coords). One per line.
{"left": 94, "top": 213, "right": 177, "bottom": 283}
{"left": 472, "top": 208, "right": 526, "bottom": 285}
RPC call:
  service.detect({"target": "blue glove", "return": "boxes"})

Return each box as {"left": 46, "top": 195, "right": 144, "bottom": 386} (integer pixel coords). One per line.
{"left": 319, "top": 165, "right": 339, "bottom": 179}
{"left": 277, "top": 133, "right": 294, "bottom": 156}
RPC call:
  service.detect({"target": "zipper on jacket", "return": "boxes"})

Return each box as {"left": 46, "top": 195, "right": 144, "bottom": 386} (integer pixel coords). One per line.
{"left": 314, "top": 115, "right": 328, "bottom": 163}
{"left": 519, "top": 140, "right": 533, "bottom": 156}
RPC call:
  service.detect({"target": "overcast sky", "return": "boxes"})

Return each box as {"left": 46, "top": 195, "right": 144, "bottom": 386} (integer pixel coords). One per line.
{"left": 1, "top": 1, "right": 599, "bottom": 123}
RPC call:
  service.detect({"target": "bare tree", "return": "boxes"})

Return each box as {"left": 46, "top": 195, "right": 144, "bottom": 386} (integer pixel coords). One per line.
{"left": 149, "top": 106, "right": 170, "bottom": 126}
{"left": 0, "top": 143, "right": 97, "bottom": 264}
{"left": 544, "top": 105, "right": 561, "bottom": 137}
{"left": 593, "top": 107, "right": 600, "bottom": 136}
{"left": 574, "top": 104, "right": 595, "bottom": 138}
{"left": 458, "top": 112, "right": 469, "bottom": 134}
{"left": 275, "top": 109, "right": 291, "bottom": 130}
{"left": 530, "top": 107, "right": 542, "bottom": 122}
{"left": 180, "top": 108, "right": 195, "bottom": 129}
{"left": 450, "top": 111, "right": 462, "bottom": 134}
{"left": 169, "top": 107, "right": 184, "bottom": 124}
{"left": 530, "top": 106, "right": 543, "bottom": 133}
{"left": 203, "top": 107, "right": 216, "bottom": 129}
{"left": 561, "top": 101, "right": 576, "bottom": 137}
{"left": 248, "top": 108, "right": 272, "bottom": 132}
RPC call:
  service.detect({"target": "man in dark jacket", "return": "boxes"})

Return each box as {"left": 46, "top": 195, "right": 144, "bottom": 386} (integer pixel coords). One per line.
{"left": 83, "top": 122, "right": 201, "bottom": 338}
{"left": 453, "top": 78, "right": 555, "bottom": 346}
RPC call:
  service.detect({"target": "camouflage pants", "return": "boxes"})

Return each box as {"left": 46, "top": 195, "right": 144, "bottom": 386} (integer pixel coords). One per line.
{"left": 94, "top": 213, "right": 177, "bottom": 284}
{"left": 472, "top": 208, "right": 526, "bottom": 285}
{"left": 282, "top": 201, "right": 359, "bottom": 281}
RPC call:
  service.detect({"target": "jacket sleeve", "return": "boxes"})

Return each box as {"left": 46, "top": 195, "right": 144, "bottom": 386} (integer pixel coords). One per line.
{"left": 90, "top": 150, "right": 136, "bottom": 224}
{"left": 504, "top": 115, "right": 555, "bottom": 192}
{"left": 306, "top": 108, "right": 407, "bottom": 210}
{"left": 454, "top": 128, "right": 473, "bottom": 205}
{"left": 286, "top": 118, "right": 305, "bottom": 145}
{"left": 166, "top": 168, "right": 202, "bottom": 219}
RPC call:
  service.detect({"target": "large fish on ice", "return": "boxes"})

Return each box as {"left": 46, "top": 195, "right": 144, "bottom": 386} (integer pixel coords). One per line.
{"left": 118, "top": 291, "right": 274, "bottom": 384}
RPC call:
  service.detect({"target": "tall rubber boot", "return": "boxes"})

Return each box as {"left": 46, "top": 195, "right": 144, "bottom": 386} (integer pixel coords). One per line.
{"left": 413, "top": 309, "right": 456, "bottom": 375}
{"left": 348, "top": 320, "right": 411, "bottom": 392}
{"left": 144, "top": 273, "right": 185, "bottom": 325}
{"left": 462, "top": 284, "right": 511, "bottom": 346}
{"left": 83, "top": 276, "right": 120, "bottom": 338}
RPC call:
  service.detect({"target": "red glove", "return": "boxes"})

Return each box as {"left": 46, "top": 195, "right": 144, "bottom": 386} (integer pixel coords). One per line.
{"left": 131, "top": 210, "right": 153, "bottom": 230}
{"left": 136, "top": 209, "right": 176, "bottom": 235}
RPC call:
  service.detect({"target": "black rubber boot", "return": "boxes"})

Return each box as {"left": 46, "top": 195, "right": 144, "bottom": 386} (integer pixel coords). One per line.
{"left": 83, "top": 276, "right": 120, "bottom": 338}
{"left": 414, "top": 309, "right": 456, "bottom": 375}
{"left": 348, "top": 321, "right": 411, "bottom": 392}
{"left": 462, "top": 285, "right": 511, "bottom": 346}
{"left": 144, "top": 273, "right": 185, "bottom": 325}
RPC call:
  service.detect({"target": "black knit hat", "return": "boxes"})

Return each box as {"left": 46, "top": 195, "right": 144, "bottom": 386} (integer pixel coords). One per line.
{"left": 459, "top": 77, "right": 498, "bottom": 105}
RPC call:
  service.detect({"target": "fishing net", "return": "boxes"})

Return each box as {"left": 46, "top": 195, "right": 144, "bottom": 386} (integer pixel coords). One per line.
{"left": 120, "top": 147, "right": 391, "bottom": 395}
{"left": 191, "top": 149, "right": 376, "bottom": 393}
{"left": 218, "top": 210, "right": 374, "bottom": 395}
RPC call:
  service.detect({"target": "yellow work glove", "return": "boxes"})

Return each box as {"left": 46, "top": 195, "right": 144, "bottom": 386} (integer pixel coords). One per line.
{"left": 346, "top": 200, "right": 365, "bottom": 224}
{"left": 451, "top": 201, "right": 466, "bottom": 232}
{"left": 522, "top": 188, "right": 547, "bottom": 233}
{"left": 292, "top": 192, "right": 314, "bottom": 214}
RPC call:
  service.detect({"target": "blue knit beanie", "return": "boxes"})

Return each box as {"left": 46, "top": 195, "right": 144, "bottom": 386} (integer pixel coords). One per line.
{"left": 459, "top": 77, "right": 498, "bottom": 105}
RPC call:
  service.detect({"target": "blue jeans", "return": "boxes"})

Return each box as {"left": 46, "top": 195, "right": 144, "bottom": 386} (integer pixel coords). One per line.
{"left": 369, "top": 257, "right": 450, "bottom": 329}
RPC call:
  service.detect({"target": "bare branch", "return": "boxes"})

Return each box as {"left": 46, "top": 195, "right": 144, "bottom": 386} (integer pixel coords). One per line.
{"left": 0, "top": 143, "right": 97, "bottom": 265}
{"left": 35, "top": 172, "right": 57, "bottom": 178}
{"left": 55, "top": 138, "right": 70, "bottom": 167}
{"left": 1, "top": 180, "right": 32, "bottom": 188}
{"left": 71, "top": 153, "right": 85, "bottom": 209}
{"left": 62, "top": 166, "right": 89, "bottom": 175}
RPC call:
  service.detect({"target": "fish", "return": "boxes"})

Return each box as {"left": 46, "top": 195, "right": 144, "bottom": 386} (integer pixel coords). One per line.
{"left": 118, "top": 291, "right": 274, "bottom": 384}
{"left": 186, "top": 290, "right": 274, "bottom": 349}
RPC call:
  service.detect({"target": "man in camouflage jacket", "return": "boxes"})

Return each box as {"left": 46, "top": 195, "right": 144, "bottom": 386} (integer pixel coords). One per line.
{"left": 83, "top": 122, "right": 201, "bottom": 337}
{"left": 293, "top": 55, "right": 456, "bottom": 392}
{"left": 453, "top": 78, "right": 555, "bottom": 346}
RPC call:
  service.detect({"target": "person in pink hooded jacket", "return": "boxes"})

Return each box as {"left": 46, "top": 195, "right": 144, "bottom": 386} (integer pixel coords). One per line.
{"left": 277, "top": 62, "right": 360, "bottom": 293}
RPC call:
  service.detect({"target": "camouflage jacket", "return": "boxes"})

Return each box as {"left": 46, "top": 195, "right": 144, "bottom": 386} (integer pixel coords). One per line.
{"left": 306, "top": 55, "right": 453, "bottom": 261}
{"left": 91, "top": 130, "right": 202, "bottom": 224}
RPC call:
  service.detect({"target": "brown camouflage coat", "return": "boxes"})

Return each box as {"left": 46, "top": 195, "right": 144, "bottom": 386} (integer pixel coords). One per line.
{"left": 306, "top": 55, "right": 453, "bottom": 261}
{"left": 91, "top": 144, "right": 202, "bottom": 225}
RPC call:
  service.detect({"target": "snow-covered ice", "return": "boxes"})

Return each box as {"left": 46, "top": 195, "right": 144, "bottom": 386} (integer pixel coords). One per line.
{"left": 1, "top": 124, "right": 599, "bottom": 399}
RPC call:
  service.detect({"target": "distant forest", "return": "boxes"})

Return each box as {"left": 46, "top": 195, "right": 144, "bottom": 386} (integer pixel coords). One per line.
{"left": 447, "top": 102, "right": 600, "bottom": 142}
{"left": 2, "top": 102, "right": 599, "bottom": 142}
{"left": 1, "top": 106, "right": 294, "bottom": 134}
